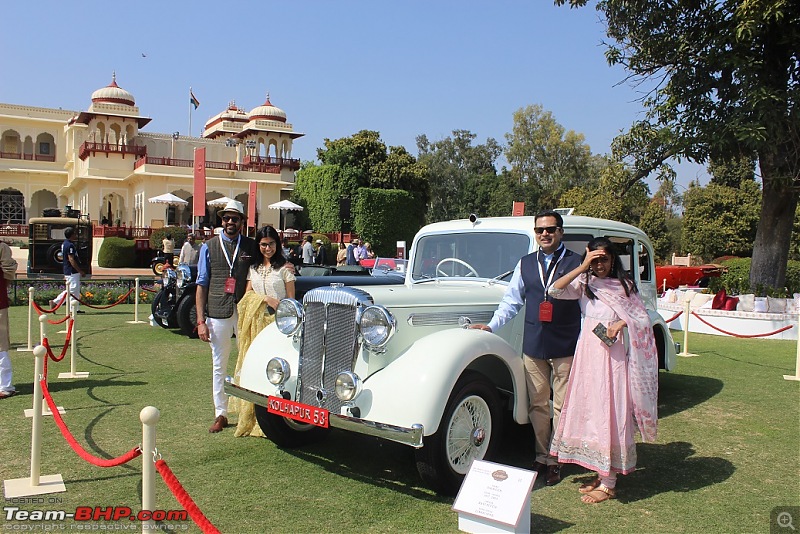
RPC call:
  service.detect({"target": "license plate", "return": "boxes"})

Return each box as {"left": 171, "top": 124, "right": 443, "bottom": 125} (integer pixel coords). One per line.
{"left": 267, "top": 396, "right": 329, "bottom": 428}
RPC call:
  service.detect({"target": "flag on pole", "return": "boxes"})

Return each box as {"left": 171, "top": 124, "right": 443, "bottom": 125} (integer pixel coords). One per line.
{"left": 190, "top": 89, "right": 200, "bottom": 110}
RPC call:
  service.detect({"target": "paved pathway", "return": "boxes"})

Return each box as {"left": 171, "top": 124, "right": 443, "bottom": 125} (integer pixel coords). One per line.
{"left": 10, "top": 246, "right": 157, "bottom": 279}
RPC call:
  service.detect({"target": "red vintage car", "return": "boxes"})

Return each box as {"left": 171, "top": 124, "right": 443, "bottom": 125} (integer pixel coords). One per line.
{"left": 655, "top": 264, "right": 727, "bottom": 291}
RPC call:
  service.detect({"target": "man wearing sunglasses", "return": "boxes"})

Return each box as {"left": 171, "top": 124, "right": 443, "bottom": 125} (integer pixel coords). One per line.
{"left": 471, "top": 209, "right": 581, "bottom": 485}
{"left": 195, "top": 199, "right": 257, "bottom": 433}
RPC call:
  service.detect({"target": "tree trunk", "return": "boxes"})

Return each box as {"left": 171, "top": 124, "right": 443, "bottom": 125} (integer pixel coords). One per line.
{"left": 749, "top": 163, "right": 798, "bottom": 292}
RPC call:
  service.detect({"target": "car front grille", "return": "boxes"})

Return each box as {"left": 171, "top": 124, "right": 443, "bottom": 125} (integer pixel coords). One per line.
{"left": 296, "top": 286, "right": 373, "bottom": 415}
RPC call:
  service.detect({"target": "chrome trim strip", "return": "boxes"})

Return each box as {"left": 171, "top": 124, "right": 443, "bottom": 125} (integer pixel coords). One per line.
{"left": 407, "top": 311, "right": 494, "bottom": 326}
{"left": 224, "top": 381, "right": 424, "bottom": 448}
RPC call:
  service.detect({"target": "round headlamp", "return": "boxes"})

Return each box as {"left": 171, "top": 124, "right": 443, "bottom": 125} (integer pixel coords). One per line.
{"left": 334, "top": 371, "right": 362, "bottom": 402}
{"left": 266, "top": 358, "right": 290, "bottom": 385}
{"left": 275, "top": 299, "right": 304, "bottom": 336}
{"left": 176, "top": 264, "right": 191, "bottom": 286}
{"left": 161, "top": 268, "right": 175, "bottom": 286}
{"left": 358, "top": 305, "right": 396, "bottom": 349}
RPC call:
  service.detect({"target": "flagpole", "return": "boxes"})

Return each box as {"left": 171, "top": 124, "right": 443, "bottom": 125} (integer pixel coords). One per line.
{"left": 188, "top": 87, "right": 192, "bottom": 137}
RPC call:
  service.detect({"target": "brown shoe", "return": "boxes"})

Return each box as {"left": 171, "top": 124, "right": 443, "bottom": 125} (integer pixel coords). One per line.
{"left": 208, "top": 415, "right": 228, "bottom": 433}
{"left": 0, "top": 390, "right": 17, "bottom": 400}
{"left": 546, "top": 464, "right": 562, "bottom": 486}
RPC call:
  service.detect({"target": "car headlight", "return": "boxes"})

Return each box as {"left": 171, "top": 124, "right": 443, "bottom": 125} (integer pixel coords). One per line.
{"left": 162, "top": 269, "right": 175, "bottom": 286}
{"left": 358, "top": 305, "right": 396, "bottom": 349}
{"left": 275, "top": 299, "right": 303, "bottom": 336}
{"left": 266, "top": 358, "right": 290, "bottom": 385}
{"left": 334, "top": 371, "right": 362, "bottom": 402}
{"left": 176, "top": 264, "right": 191, "bottom": 288}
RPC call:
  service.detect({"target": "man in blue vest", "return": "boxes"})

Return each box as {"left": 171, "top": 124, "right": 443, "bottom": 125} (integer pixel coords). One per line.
{"left": 195, "top": 200, "right": 257, "bottom": 433}
{"left": 52, "top": 227, "right": 86, "bottom": 313}
{"left": 471, "top": 210, "right": 581, "bottom": 485}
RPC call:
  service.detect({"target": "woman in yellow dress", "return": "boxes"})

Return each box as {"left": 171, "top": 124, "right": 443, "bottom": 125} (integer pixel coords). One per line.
{"left": 231, "top": 226, "right": 296, "bottom": 437}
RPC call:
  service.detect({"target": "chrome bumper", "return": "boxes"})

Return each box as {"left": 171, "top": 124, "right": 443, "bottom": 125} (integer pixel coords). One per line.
{"left": 224, "top": 381, "right": 424, "bottom": 448}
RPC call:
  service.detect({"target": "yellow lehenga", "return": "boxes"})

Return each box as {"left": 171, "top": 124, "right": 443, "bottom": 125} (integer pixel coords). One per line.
{"left": 230, "top": 263, "right": 294, "bottom": 437}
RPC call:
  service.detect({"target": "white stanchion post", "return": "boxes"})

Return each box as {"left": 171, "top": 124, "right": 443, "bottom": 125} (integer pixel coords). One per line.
{"left": 140, "top": 406, "right": 160, "bottom": 531}
{"left": 25, "top": 316, "right": 65, "bottom": 418}
{"left": 784, "top": 308, "right": 800, "bottom": 381}
{"left": 678, "top": 297, "right": 698, "bottom": 357}
{"left": 17, "top": 287, "right": 34, "bottom": 352}
{"left": 58, "top": 283, "right": 70, "bottom": 334}
{"left": 59, "top": 310, "right": 88, "bottom": 379}
{"left": 127, "top": 278, "right": 145, "bottom": 324}
{"left": 3, "top": 346, "right": 66, "bottom": 497}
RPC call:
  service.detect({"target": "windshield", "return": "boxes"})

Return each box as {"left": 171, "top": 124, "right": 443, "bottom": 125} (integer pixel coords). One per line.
{"left": 411, "top": 232, "right": 531, "bottom": 281}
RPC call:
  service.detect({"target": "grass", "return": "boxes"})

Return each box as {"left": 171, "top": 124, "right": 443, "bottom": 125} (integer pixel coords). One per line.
{"left": 1, "top": 304, "right": 798, "bottom": 533}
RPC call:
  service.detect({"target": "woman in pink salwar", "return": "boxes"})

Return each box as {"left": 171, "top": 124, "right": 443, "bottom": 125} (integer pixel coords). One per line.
{"left": 548, "top": 237, "right": 658, "bottom": 504}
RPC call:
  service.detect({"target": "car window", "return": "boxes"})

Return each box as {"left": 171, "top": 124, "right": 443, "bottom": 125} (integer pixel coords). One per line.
{"left": 412, "top": 232, "right": 530, "bottom": 280}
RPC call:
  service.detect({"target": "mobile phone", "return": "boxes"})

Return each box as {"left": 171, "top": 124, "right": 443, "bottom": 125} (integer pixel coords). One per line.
{"left": 592, "top": 323, "right": 617, "bottom": 347}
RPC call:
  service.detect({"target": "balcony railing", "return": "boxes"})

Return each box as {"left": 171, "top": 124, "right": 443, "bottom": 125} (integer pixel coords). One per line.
{"left": 0, "top": 152, "right": 56, "bottom": 162}
{"left": 134, "top": 155, "right": 298, "bottom": 174}
{"left": 244, "top": 155, "right": 301, "bottom": 171}
{"left": 78, "top": 142, "right": 147, "bottom": 161}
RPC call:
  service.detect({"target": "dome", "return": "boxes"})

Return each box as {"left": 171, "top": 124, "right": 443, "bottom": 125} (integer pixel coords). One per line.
{"left": 248, "top": 94, "right": 287, "bottom": 123}
{"left": 205, "top": 101, "right": 249, "bottom": 128}
{"left": 91, "top": 73, "right": 135, "bottom": 107}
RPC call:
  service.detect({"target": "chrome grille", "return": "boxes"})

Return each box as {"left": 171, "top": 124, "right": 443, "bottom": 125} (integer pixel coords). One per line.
{"left": 296, "top": 286, "right": 373, "bottom": 414}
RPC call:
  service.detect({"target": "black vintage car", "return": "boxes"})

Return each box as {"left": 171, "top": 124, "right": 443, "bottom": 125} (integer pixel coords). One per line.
{"left": 152, "top": 263, "right": 405, "bottom": 338}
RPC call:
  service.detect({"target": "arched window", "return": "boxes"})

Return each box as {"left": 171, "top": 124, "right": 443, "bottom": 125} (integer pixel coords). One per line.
{"left": 0, "top": 189, "right": 25, "bottom": 224}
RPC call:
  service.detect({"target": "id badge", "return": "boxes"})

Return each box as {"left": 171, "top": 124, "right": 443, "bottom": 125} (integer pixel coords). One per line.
{"left": 539, "top": 301, "right": 553, "bottom": 322}
{"left": 224, "top": 277, "right": 236, "bottom": 294}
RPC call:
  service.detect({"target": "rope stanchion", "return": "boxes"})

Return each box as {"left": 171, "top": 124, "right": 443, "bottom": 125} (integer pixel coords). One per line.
{"left": 25, "top": 315, "right": 66, "bottom": 419}
{"left": 3, "top": 345, "right": 66, "bottom": 498}
{"left": 70, "top": 288, "right": 134, "bottom": 310}
{"left": 58, "top": 310, "right": 88, "bottom": 379}
{"left": 17, "top": 287, "right": 35, "bottom": 352}
{"left": 155, "top": 459, "right": 221, "bottom": 534}
{"left": 40, "top": 378, "right": 142, "bottom": 467}
{"left": 127, "top": 278, "right": 146, "bottom": 324}
{"left": 678, "top": 298, "right": 698, "bottom": 357}
{"left": 141, "top": 407, "right": 160, "bottom": 531}
{"left": 690, "top": 311, "right": 795, "bottom": 338}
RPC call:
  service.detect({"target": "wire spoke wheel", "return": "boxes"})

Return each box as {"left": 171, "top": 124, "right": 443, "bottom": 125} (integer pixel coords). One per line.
{"left": 445, "top": 394, "right": 492, "bottom": 474}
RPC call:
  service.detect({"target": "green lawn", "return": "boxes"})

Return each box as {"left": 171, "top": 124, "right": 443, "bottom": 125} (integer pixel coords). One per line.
{"left": 1, "top": 304, "right": 798, "bottom": 533}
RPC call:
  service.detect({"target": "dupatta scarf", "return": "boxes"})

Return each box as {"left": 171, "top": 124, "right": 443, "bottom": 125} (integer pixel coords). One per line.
{"left": 589, "top": 277, "right": 659, "bottom": 442}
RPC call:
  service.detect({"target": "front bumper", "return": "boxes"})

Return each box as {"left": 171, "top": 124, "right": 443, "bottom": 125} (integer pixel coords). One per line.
{"left": 224, "top": 380, "right": 424, "bottom": 448}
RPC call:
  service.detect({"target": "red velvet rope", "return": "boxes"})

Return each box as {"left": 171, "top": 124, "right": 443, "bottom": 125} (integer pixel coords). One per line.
{"left": 690, "top": 311, "right": 795, "bottom": 338}
{"left": 141, "top": 286, "right": 158, "bottom": 293}
{"left": 664, "top": 310, "right": 683, "bottom": 323}
{"left": 39, "top": 378, "right": 142, "bottom": 467}
{"left": 48, "top": 314, "right": 70, "bottom": 325}
{"left": 154, "top": 459, "right": 221, "bottom": 534}
{"left": 32, "top": 299, "right": 64, "bottom": 316}
{"left": 70, "top": 288, "right": 134, "bottom": 310}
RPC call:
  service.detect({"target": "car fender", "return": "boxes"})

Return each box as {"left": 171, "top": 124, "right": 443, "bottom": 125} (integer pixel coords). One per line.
{"left": 238, "top": 324, "right": 300, "bottom": 395}
{"left": 648, "top": 309, "right": 677, "bottom": 371}
{"left": 355, "top": 328, "right": 527, "bottom": 436}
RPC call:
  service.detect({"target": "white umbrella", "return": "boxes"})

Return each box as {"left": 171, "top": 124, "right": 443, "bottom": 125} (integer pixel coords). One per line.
{"left": 206, "top": 196, "right": 236, "bottom": 207}
{"left": 148, "top": 193, "right": 188, "bottom": 226}
{"left": 268, "top": 200, "right": 304, "bottom": 230}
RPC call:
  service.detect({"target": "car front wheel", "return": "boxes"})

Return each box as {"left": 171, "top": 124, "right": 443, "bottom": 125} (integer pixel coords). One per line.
{"left": 254, "top": 404, "right": 330, "bottom": 447}
{"left": 415, "top": 371, "right": 502, "bottom": 496}
{"left": 176, "top": 292, "right": 198, "bottom": 338}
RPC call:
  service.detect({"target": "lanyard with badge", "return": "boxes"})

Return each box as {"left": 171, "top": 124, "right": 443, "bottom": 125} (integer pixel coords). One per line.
{"left": 220, "top": 235, "right": 241, "bottom": 294}
{"left": 537, "top": 246, "right": 566, "bottom": 322}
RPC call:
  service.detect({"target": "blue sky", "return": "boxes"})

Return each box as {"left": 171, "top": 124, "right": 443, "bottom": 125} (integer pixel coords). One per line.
{"left": 0, "top": 1, "right": 707, "bottom": 190}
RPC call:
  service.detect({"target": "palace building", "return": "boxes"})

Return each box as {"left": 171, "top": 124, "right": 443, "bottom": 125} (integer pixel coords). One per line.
{"left": 0, "top": 74, "right": 303, "bottom": 229}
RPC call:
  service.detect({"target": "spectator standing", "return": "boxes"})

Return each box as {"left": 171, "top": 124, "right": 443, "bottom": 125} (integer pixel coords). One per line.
{"left": 162, "top": 233, "right": 175, "bottom": 267}
{"left": 314, "top": 240, "right": 328, "bottom": 265}
{"left": 336, "top": 242, "right": 347, "bottom": 266}
{"left": 195, "top": 200, "right": 257, "bottom": 433}
{"left": 178, "top": 234, "right": 200, "bottom": 266}
{"left": 0, "top": 241, "right": 18, "bottom": 399}
{"left": 356, "top": 241, "right": 368, "bottom": 264}
{"left": 53, "top": 227, "right": 85, "bottom": 314}
{"left": 301, "top": 235, "right": 315, "bottom": 264}
{"left": 469, "top": 210, "right": 582, "bottom": 486}
{"left": 346, "top": 239, "right": 359, "bottom": 265}
{"left": 364, "top": 242, "right": 376, "bottom": 260}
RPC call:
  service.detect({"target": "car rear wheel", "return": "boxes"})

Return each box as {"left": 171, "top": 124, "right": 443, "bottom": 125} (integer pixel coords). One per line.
{"left": 254, "top": 404, "right": 330, "bottom": 447}
{"left": 415, "top": 371, "right": 502, "bottom": 496}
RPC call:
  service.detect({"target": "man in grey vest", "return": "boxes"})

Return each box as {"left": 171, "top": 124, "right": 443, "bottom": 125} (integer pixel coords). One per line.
{"left": 471, "top": 210, "right": 581, "bottom": 485}
{"left": 195, "top": 200, "right": 257, "bottom": 433}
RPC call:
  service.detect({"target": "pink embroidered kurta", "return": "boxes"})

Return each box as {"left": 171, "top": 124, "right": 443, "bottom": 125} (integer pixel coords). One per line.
{"left": 548, "top": 276, "right": 658, "bottom": 476}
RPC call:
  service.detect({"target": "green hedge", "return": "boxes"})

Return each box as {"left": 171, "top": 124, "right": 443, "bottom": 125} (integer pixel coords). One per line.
{"left": 149, "top": 228, "right": 189, "bottom": 250}
{"left": 97, "top": 237, "right": 136, "bottom": 268}
{"left": 353, "top": 188, "right": 420, "bottom": 257}
{"left": 709, "top": 257, "right": 800, "bottom": 296}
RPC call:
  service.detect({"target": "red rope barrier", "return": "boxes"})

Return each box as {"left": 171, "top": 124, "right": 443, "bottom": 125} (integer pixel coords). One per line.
{"left": 141, "top": 286, "right": 159, "bottom": 293}
{"left": 32, "top": 299, "right": 64, "bottom": 316}
{"left": 48, "top": 314, "right": 70, "bottom": 325}
{"left": 70, "top": 288, "right": 134, "bottom": 310}
{"left": 155, "top": 459, "right": 221, "bottom": 534}
{"left": 664, "top": 310, "right": 683, "bottom": 323}
{"left": 690, "top": 311, "right": 795, "bottom": 338}
{"left": 39, "top": 379, "right": 142, "bottom": 467}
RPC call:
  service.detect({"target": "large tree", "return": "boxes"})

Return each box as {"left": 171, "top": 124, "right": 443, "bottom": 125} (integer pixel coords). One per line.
{"left": 558, "top": 0, "right": 800, "bottom": 290}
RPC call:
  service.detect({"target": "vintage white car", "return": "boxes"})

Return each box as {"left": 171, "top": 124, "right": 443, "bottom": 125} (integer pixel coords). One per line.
{"left": 225, "top": 215, "right": 678, "bottom": 495}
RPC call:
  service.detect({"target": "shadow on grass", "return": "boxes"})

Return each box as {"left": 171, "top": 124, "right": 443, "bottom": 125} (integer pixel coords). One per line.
{"left": 657, "top": 372, "right": 723, "bottom": 418}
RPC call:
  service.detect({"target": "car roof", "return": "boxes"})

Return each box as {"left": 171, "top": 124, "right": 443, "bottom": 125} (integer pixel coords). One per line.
{"left": 418, "top": 215, "right": 646, "bottom": 238}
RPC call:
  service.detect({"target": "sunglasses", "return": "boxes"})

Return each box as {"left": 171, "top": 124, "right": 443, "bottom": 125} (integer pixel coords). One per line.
{"left": 222, "top": 215, "right": 241, "bottom": 223}
{"left": 534, "top": 226, "right": 560, "bottom": 235}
